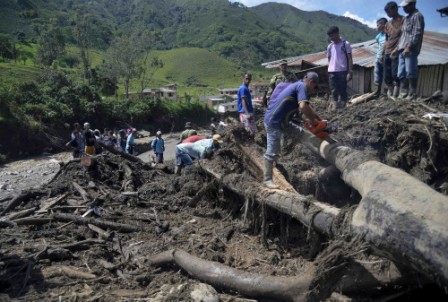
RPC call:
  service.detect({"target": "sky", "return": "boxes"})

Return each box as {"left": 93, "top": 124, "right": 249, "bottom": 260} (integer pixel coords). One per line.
{"left": 231, "top": 0, "right": 448, "bottom": 33}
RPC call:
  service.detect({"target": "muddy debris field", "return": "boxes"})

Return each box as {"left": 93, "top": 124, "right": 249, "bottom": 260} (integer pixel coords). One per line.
{"left": 1, "top": 95, "right": 448, "bottom": 302}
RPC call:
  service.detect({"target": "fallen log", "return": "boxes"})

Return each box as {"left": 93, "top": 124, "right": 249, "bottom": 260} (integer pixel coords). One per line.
{"left": 148, "top": 245, "right": 396, "bottom": 302}
{"left": 203, "top": 127, "right": 448, "bottom": 286}
{"left": 97, "top": 141, "right": 151, "bottom": 168}
{"left": 72, "top": 182, "right": 89, "bottom": 203}
{"left": 52, "top": 213, "right": 141, "bottom": 233}
{"left": 42, "top": 265, "right": 97, "bottom": 280}
{"left": 36, "top": 193, "right": 69, "bottom": 214}
{"left": 1, "top": 207, "right": 37, "bottom": 221}
{"left": 293, "top": 128, "right": 448, "bottom": 287}
{"left": 149, "top": 249, "right": 314, "bottom": 302}
{"left": 0, "top": 189, "right": 42, "bottom": 216}
{"left": 348, "top": 92, "right": 377, "bottom": 106}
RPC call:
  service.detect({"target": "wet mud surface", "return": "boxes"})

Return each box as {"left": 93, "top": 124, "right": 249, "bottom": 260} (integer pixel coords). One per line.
{"left": 0, "top": 95, "right": 447, "bottom": 301}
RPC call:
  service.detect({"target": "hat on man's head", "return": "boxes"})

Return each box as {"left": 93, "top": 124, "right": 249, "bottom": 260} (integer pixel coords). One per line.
{"left": 185, "top": 122, "right": 192, "bottom": 128}
{"left": 399, "top": 0, "right": 416, "bottom": 6}
{"left": 212, "top": 134, "right": 224, "bottom": 144}
{"left": 279, "top": 59, "right": 288, "bottom": 65}
{"left": 304, "top": 71, "right": 319, "bottom": 83}
{"left": 156, "top": 130, "right": 162, "bottom": 135}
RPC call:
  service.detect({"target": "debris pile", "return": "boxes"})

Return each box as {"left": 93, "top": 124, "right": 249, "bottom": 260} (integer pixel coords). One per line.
{"left": 1, "top": 96, "right": 448, "bottom": 301}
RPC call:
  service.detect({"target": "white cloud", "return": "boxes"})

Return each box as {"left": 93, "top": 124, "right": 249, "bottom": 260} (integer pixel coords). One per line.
{"left": 231, "top": 0, "right": 320, "bottom": 11}
{"left": 343, "top": 11, "right": 377, "bottom": 28}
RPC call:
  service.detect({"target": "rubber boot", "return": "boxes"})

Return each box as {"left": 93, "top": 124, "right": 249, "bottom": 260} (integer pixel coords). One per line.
{"left": 387, "top": 85, "right": 394, "bottom": 97}
{"left": 373, "top": 83, "right": 382, "bottom": 98}
{"left": 399, "top": 79, "right": 409, "bottom": 99}
{"left": 406, "top": 78, "right": 417, "bottom": 100}
{"left": 263, "top": 159, "right": 279, "bottom": 189}
{"left": 174, "top": 165, "right": 181, "bottom": 175}
{"left": 393, "top": 85, "right": 400, "bottom": 97}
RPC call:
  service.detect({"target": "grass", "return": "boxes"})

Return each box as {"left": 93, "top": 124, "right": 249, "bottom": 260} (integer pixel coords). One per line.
{"left": 1, "top": 44, "right": 273, "bottom": 99}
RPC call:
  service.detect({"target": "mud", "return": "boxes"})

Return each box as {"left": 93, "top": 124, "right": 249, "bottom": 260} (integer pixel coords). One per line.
{"left": 0, "top": 95, "right": 447, "bottom": 301}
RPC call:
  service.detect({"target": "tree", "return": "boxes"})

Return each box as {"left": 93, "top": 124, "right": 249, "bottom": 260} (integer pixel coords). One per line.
{"left": 103, "top": 32, "right": 146, "bottom": 98}
{"left": 138, "top": 30, "right": 163, "bottom": 93}
{"left": 35, "top": 26, "right": 66, "bottom": 66}
{"left": 74, "top": 11, "right": 91, "bottom": 81}
{"left": 0, "top": 34, "right": 14, "bottom": 60}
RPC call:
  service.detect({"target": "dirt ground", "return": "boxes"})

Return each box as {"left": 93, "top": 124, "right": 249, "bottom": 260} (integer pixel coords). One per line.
{"left": 0, "top": 94, "right": 447, "bottom": 302}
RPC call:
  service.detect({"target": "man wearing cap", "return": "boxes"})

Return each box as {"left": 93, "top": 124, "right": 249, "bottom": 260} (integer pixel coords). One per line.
{"left": 237, "top": 73, "right": 255, "bottom": 136}
{"left": 266, "top": 59, "right": 298, "bottom": 106}
{"left": 83, "top": 122, "right": 96, "bottom": 156}
{"left": 263, "top": 72, "right": 323, "bottom": 189}
{"left": 174, "top": 134, "right": 223, "bottom": 175}
{"left": 394, "top": 0, "right": 424, "bottom": 100}
{"left": 384, "top": 1, "right": 404, "bottom": 98}
{"left": 327, "top": 26, "right": 353, "bottom": 110}
{"left": 126, "top": 128, "right": 137, "bottom": 155}
{"left": 151, "top": 131, "right": 165, "bottom": 164}
{"left": 179, "top": 122, "right": 198, "bottom": 143}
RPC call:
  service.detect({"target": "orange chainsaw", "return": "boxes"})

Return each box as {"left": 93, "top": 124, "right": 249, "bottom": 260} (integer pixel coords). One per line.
{"left": 304, "top": 120, "right": 335, "bottom": 140}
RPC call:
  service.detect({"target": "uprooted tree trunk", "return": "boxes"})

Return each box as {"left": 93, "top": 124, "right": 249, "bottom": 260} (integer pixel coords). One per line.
{"left": 294, "top": 129, "right": 448, "bottom": 287}
{"left": 202, "top": 129, "right": 448, "bottom": 288}
{"left": 149, "top": 249, "right": 314, "bottom": 302}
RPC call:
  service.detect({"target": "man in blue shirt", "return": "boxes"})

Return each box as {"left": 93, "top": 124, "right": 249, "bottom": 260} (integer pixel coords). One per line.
{"left": 174, "top": 134, "right": 224, "bottom": 175}
{"left": 263, "top": 72, "right": 323, "bottom": 189}
{"left": 151, "top": 131, "right": 165, "bottom": 164}
{"left": 237, "top": 73, "right": 255, "bottom": 136}
{"left": 374, "top": 18, "right": 388, "bottom": 98}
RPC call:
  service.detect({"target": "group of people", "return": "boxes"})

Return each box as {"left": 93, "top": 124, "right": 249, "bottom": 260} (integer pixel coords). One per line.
{"left": 374, "top": 0, "right": 424, "bottom": 101}
{"left": 66, "top": 0, "right": 424, "bottom": 186}
{"left": 66, "top": 122, "right": 138, "bottom": 158}
{"left": 66, "top": 118, "right": 227, "bottom": 176}
{"left": 234, "top": 0, "right": 424, "bottom": 189}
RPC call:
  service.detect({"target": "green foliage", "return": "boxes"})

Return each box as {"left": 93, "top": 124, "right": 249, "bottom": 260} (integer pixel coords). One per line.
{"left": 35, "top": 25, "right": 66, "bottom": 66}
{"left": 0, "top": 0, "right": 375, "bottom": 67}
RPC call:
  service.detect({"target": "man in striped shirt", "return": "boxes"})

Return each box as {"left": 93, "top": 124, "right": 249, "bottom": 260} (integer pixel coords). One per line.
{"left": 395, "top": 0, "right": 425, "bottom": 100}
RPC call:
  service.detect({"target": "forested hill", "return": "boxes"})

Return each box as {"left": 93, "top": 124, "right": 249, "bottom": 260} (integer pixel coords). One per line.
{"left": 0, "top": 0, "right": 375, "bottom": 66}
{"left": 251, "top": 3, "right": 376, "bottom": 52}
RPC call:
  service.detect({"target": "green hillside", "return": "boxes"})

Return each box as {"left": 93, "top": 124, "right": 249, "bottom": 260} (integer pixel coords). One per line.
{"left": 251, "top": 3, "right": 376, "bottom": 52}
{"left": 0, "top": 0, "right": 375, "bottom": 66}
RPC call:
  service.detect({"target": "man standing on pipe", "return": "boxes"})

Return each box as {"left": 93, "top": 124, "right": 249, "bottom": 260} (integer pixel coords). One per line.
{"left": 263, "top": 72, "right": 324, "bottom": 189}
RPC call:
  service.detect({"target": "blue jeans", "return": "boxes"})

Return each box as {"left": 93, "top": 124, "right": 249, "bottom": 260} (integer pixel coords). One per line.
{"left": 398, "top": 50, "right": 418, "bottom": 80}
{"left": 155, "top": 153, "right": 164, "bottom": 164}
{"left": 329, "top": 71, "right": 348, "bottom": 104}
{"left": 175, "top": 148, "right": 193, "bottom": 166}
{"left": 384, "top": 54, "right": 399, "bottom": 86}
{"left": 264, "top": 123, "right": 283, "bottom": 162}
{"left": 374, "top": 60, "right": 384, "bottom": 85}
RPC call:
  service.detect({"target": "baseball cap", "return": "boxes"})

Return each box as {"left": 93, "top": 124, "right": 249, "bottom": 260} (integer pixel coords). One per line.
{"left": 304, "top": 71, "right": 319, "bottom": 89}
{"left": 279, "top": 59, "right": 288, "bottom": 65}
{"left": 156, "top": 130, "right": 162, "bottom": 135}
{"left": 212, "top": 134, "right": 224, "bottom": 144}
{"left": 399, "top": 0, "right": 416, "bottom": 6}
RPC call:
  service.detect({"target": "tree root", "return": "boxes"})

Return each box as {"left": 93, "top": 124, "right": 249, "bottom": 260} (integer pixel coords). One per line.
{"left": 149, "top": 249, "right": 314, "bottom": 302}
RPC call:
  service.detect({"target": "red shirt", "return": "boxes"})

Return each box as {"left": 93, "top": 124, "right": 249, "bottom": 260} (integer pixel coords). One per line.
{"left": 182, "top": 135, "right": 205, "bottom": 143}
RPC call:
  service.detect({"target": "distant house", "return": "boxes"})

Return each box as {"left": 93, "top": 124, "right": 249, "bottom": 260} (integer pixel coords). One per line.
{"left": 202, "top": 95, "right": 234, "bottom": 110}
{"left": 130, "top": 85, "right": 178, "bottom": 101}
{"left": 218, "top": 101, "right": 238, "bottom": 113}
{"left": 262, "top": 31, "right": 448, "bottom": 98}
{"left": 219, "top": 88, "right": 239, "bottom": 97}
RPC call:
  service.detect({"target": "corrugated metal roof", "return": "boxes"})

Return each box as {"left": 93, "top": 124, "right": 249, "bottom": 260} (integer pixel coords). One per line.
{"left": 263, "top": 31, "right": 448, "bottom": 69}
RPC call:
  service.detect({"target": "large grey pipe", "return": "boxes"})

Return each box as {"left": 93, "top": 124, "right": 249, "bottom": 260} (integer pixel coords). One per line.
{"left": 297, "top": 130, "right": 448, "bottom": 287}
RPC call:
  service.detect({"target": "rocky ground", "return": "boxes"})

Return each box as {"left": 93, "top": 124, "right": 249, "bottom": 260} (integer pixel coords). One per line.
{"left": 0, "top": 94, "right": 447, "bottom": 302}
